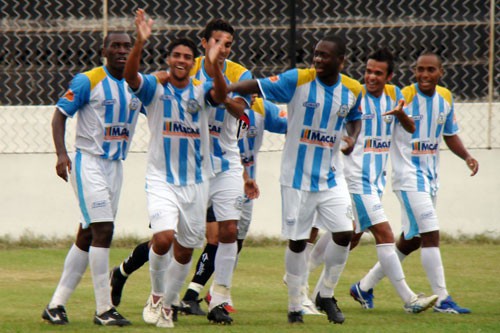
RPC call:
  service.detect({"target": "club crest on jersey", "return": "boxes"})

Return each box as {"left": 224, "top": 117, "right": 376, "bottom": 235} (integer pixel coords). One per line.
{"left": 437, "top": 112, "right": 446, "bottom": 124}
{"left": 337, "top": 104, "right": 349, "bottom": 117}
{"left": 102, "top": 99, "right": 116, "bottom": 106}
{"left": 129, "top": 97, "right": 140, "bottom": 111}
{"left": 187, "top": 98, "right": 201, "bottom": 114}
{"left": 247, "top": 126, "right": 258, "bottom": 138}
{"left": 383, "top": 115, "right": 394, "bottom": 123}
{"left": 300, "top": 129, "right": 336, "bottom": 147}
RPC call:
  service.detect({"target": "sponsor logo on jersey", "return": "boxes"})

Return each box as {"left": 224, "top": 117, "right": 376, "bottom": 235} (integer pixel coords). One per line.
{"left": 209, "top": 124, "right": 222, "bottom": 137}
{"left": 300, "top": 129, "right": 337, "bottom": 147}
{"left": 337, "top": 104, "right": 349, "bottom": 117}
{"left": 160, "top": 94, "right": 175, "bottom": 101}
{"left": 269, "top": 75, "right": 279, "bottom": 83}
{"left": 163, "top": 121, "right": 200, "bottom": 137}
{"left": 364, "top": 138, "right": 391, "bottom": 153}
{"left": 92, "top": 200, "right": 107, "bottom": 209}
{"left": 411, "top": 115, "right": 423, "bottom": 121}
{"left": 411, "top": 141, "right": 438, "bottom": 155}
{"left": 63, "top": 89, "right": 75, "bottom": 102}
{"left": 102, "top": 99, "right": 116, "bottom": 106}
{"left": 104, "top": 126, "right": 130, "bottom": 140}
{"left": 362, "top": 114, "right": 375, "bottom": 120}
{"left": 303, "top": 101, "right": 320, "bottom": 108}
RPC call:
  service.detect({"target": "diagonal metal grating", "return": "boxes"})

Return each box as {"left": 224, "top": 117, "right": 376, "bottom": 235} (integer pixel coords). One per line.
{"left": 0, "top": 0, "right": 498, "bottom": 153}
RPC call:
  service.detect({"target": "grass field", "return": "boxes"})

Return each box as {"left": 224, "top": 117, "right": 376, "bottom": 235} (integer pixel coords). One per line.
{"left": 1, "top": 242, "right": 499, "bottom": 332}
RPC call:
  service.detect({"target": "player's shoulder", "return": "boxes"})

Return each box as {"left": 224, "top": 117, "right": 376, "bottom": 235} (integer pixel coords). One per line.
{"left": 82, "top": 66, "right": 107, "bottom": 90}
{"left": 383, "top": 84, "right": 401, "bottom": 101}
{"left": 435, "top": 85, "right": 453, "bottom": 105}
{"left": 224, "top": 59, "right": 250, "bottom": 83}
{"left": 340, "top": 74, "right": 363, "bottom": 97}
{"left": 189, "top": 56, "right": 204, "bottom": 77}
{"left": 296, "top": 68, "right": 316, "bottom": 86}
{"left": 401, "top": 84, "right": 418, "bottom": 104}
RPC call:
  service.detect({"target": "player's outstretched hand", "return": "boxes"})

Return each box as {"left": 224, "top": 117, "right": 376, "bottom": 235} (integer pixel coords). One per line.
{"left": 56, "top": 153, "right": 72, "bottom": 182}
{"left": 135, "top": 8, "right": 153, "bottom": 43}
{"left": 382, "top": 99, "right": 404, "bottom": 117}
{"left": 153, "top": 71, "right": 170, "bottom": 85}
{"left": 341, "top": 136, "right": 355, "bottom": 155}
{"left": 206, "top": 34, "right": 230, "bottom": 69}
{"left": 465, "top": 156, "right": 479, "bottom": 176}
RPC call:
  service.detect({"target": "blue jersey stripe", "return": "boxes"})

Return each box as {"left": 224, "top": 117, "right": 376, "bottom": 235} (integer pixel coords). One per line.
{"left": 178, "top": 138, "right": 188, "bottom": 185}
{"left": 362, "top": 153, "right": 371, "bottom": 194}
{"left": 401, "top": 191, "right": 420, "bottom": 239}
{"left": 75, "top": 150, "right": 91, "bottom": 225}
{"left": 385, "top": 95, "right": 392, "bottom": 136}
{"left": 212, "top": 137, "right": 229, "bottom": 172}
{"left": 374, "top": 153, "right": 383, "bottom": 192}
{"left": 215, "top": 107, "right": 225, "bottom": 122}
{"left": 335, "top": 86, "right": 349, "bottom": 131}
{"left": 353, "top": 194, "right": 371, "bottom": 231}
{"left": 310, "top": 146, "right": 323, "bottom": 191}
{"left": 112, "top": 142, "right": 122, "bottom": 160}
{"left": 101, "top": 141, "right": 110, "bottom": 159}
{"left": 102, "top": 78, "right": 114, "bottom": 123}
{"left": 194, "top": 139, "right": 202, "bottom": 183}
{"left": 117, "top": 81, "right": 127, "bottom": 123}
{"left": 163, "top": 86, "right": 172, "bottom": 118}
{"left": 426, "top": 96, "right": 433, "bottom": 138}
{"left": 175, "top": 90, "right": 185, "bottom": 121}
{"left": 412, "top": 97, "right": 420, "bottom": 139}
{"left": 435, "top": 98, "right": 445, "bottom": 138}
{"left": 411, "top": 156, "right": 426, "bottom": 191}
{"left": 364, "top": 97, "right": 372, "bottom": 137}
{"left": 292, "top": 144, "right": 307, "bottom": 189}
{"left": 164, "top": 137, "right": 174, "bottom": 184}
{"left": 319, "top": 85, "right": 333, "bottom": 129}
{"left": 374, "top": 98, "right": 382, "bottom": 137}
{"left": 303, "top": 80, "right": 316, "bottom": 126}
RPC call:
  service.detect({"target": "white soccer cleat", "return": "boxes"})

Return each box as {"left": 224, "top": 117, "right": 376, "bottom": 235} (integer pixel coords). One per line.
{"left": 156, "top": 307, "right": 174, "bottom": 328}
{"left": 404, "top": 294, "right": 438, "bottom": 313}
{"left": 143, "top": 295, "right": 163, "bottom": 324}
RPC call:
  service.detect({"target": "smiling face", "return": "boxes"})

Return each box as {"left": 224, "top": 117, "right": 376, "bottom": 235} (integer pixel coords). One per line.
{"left": 313, "top": 40, "right": 344, "bottom": 85}
{"left": 167, "top": 44, "right": 195, "bottom": 84}
{"left": 414, "top": 54, "right": 443, "bottom": 96}
{"left": 364, "top": 59, "right": 392, "bottom": 97}
{"left": 102, "top": 33, "right": 131, "bottom": 79}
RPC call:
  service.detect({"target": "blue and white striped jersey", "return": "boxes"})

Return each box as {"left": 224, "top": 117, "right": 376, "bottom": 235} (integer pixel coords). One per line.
{"left": 135, "top": 73, "right": 213, "bottom": 186}
{"left": 344, "top": 84, "right": 405, "bottom": 195}
{"left": 238, "top": 98, "right": 287, "bottom": 180}
{"left": 391, "top": 83, "right": 459, "bottom": 194}
{"left": 56, "top": 66, "right": 142, "bottom": 160}
{"left": 258, "top": 68, "right": 362, "bottom": 191}
{"left": 191, "top": 57, "right": 252, "bottom": 174}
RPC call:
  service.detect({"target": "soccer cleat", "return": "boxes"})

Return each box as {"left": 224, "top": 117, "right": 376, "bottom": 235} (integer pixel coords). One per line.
{"left": 350, "top": 282, "right": 374, "bottom": 309}
{"left": 205, "top": 291, "right": 237, "bottom": 313}
{"left": 42, "top": 305, "right": 69, "bottom": 325}
{"left": 433, "top": 296, "right": 471, "bottom": 314}
{"left": 179, "top": 299, "right": 206, "bottom": 316}
{"left": 93, "top": 307, "right": 131, "bottom": 326}
{"left": 315, "top": 294, "right": 345, "bottom": 324}
{"left": 287, "top": 311, "right": 304, "bottom": 323}
{"left": 143, "top": 295, "right": 163, "bottom": 324}
{"left": 156, "top": 307, "right": 174, "bottom": 328}
{"left": 207, "top": 303, "right": 233, "bottom": 324}
{"left": 109, "top": 266, "right": 128, "bottom": 307}
{"left": 171, "top": 304, "right": 179, "bottom": 322}
{"left": 404, "top": 294, "right": 439, "bottom": 313}
{"left": 204, "top": 291, "right": 212, "bottom": 304}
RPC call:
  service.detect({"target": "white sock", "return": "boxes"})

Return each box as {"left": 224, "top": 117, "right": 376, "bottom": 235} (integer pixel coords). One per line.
{"left": 285, "top": 247, "right": 306, "bottom": 312}
{"left": 309, "top": 232, "right": 330, "bottom": 272}
{"left": 301, "top": 242, "right": 314, "bottom": 297}
{"left": 421, "top": 247, "right": 448, "bottom": 302}
{"left": 377, "top": 243, "right": 415, "bottom": 303}
{"left": 49, "top": 244, "right": 89, "bottom": 308}
{"left": 89, "top": 246, "right": 112, "bottom": 315}
{"left": 164, "top": 257, "right": 191, "bottom": 307}
{"left": 214, "top": 242, "right": 237, "bottom": 288}
{"left": 360, "top": 246, "right": 408, "bottom": 291}
{"left": 149, "top": 247, "right": 170, "bottom": 296}
{"left": 319, "top": 240, "right": 349, "bottom": 298}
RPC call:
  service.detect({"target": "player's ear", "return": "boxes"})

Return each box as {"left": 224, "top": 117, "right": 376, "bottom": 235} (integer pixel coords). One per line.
{"left": 201, "top": 38, "right": 208, "bottom": 49}
{"left": 387, "top": 72, "right": 393, "bottom": 81}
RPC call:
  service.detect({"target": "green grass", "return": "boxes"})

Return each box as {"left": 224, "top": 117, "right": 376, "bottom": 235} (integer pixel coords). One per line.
{"left": 0, "top": 243, "right": 499, "bottom": 332}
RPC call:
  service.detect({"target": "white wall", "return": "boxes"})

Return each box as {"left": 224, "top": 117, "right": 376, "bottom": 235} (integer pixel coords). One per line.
{"left": 0, "top": 148, "right": 498, "bottom": 240}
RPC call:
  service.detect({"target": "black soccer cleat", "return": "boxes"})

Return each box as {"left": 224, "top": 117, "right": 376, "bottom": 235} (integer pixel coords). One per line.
{"left": 207, "top": 303, "right": 233, "bottom": 324}
{"left": 315, "top": 294, "right": 345, "bottom": 324}
{"left": 287, "top": 311, "right": 304, "bottom": 324}
{"left": 110, "top": 266, "right": 128, "bottom": 307}
{"left": 93, "top": 307, "right": 131, "bottom": 326}
{"left": 180, "top": 299, "right": 207, "bottom": 316}
{"left": 42, "top": 305, "right": 69, "bottom": 325}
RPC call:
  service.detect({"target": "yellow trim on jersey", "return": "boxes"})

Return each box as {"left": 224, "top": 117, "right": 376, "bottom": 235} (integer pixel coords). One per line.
{"left": 436, "top": 85, "right": 453, "bottom": 105}
{"left": 384, "top": 84, "right": 397, "bottom": 101}
{"left": 84, "top": 67, "right": 107, "bottom": 90}
{"left": 192, "top": 77, "right": 202, "bottom": 86}
{"left": 402, "top": 84, "right": 417, "bottom": 104}
{"left": 340, "top": 74, "right": 363, "bottom": 98}
{"left": 190, "top": 57, "right": 203, "bottom": 77}
{"left": 296, "top": 68, "right": 316, "bottom": 87}
{"left": 251, "top": 97, "right": 265, "bottom": 116}
{"left": 190, "top": 57, "right": 248, "bottom": 84}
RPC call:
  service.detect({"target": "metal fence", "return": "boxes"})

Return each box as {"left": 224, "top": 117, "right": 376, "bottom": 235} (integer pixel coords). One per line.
{"left": 1, "top": 0, "right": 498, "bottom": 153}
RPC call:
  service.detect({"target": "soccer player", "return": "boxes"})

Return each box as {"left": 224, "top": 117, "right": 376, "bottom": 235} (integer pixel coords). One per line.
{"left": 229, "top": 35, "right": 362, "bottom": 324}
{"left": 42, "top": 32, "right": 140, "bottom": 326}
{"left": 123, "top": 9, "right": 229, "bottom": 328}
{"left": 309, "top": 49, "right": 438, "bottom": 313}
{"left": 350, "top": 52, "right": 478, "bottom": 314}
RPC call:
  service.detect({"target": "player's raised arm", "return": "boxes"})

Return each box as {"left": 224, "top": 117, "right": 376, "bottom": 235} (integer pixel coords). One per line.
{"left": 124, "top": 8, "right": 153, "bottom": 90}
{"left": 382, "top": 100, "right": 416, "bottom": 134}
{"left": 205, "top": 36, "right": 228, "bottom": 105}
{"left": 52, "top": 109, "right": 71, "bottom": 181}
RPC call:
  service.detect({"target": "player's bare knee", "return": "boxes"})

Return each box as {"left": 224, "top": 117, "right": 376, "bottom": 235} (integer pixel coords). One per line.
{"left": 218, "top": 220, "right": 238, "bottom": 243}
{"left": 288, "top": 239, "right": 307, "bottom": 253}
{"left": 332, "top": 231, "right": 352, "bottom": 247}
{"left": 152, "top": 231, "right": 174, "bottom": 255}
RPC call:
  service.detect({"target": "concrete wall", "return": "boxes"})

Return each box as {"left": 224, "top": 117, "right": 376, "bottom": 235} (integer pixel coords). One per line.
{"left": 0, "top": 148, "right": 498, "bottom": 240}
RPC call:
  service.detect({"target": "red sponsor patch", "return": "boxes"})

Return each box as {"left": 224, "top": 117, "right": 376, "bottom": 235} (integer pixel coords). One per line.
{"left": 269, "top": 75, "right": 279, "bottom": 83}
{"left": 63, "top": 89, "right": 75, "bottom": 102}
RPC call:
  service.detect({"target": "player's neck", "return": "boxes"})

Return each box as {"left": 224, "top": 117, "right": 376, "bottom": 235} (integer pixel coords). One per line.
{"left": 318, "top": 72, "right": 339, "bottom": 86}
{"left": 170, "top": 76, "right": 190, "bottom": 89}
{"left": 105, "top": 66, "right": 124, "bottom": 80}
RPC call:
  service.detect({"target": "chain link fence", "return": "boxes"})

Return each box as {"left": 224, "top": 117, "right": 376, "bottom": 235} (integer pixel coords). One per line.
{"left": 1, "top": 0, "right": 498, "bottom": 153}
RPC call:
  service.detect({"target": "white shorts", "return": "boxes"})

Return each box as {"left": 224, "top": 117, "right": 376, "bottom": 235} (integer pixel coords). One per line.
{"left": 146, "top": 179, "right": 209, "bottom": 249}
{"left": 394, "top": 190, "right": 438, "bottom": 240}
{"left": 351, "top": 193, "right": 388, "bottom": 233}
{"left": 208, "top": 169, "right": 244, "bottom": 222}
{"left": 238, "top": 199, "right": 253, "bottom": 239}
{"left": 281, "top": 182, "right": 353, "bottom": 241}
{"left": 70, "top": 150, "right": 122, "bottom": 229}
